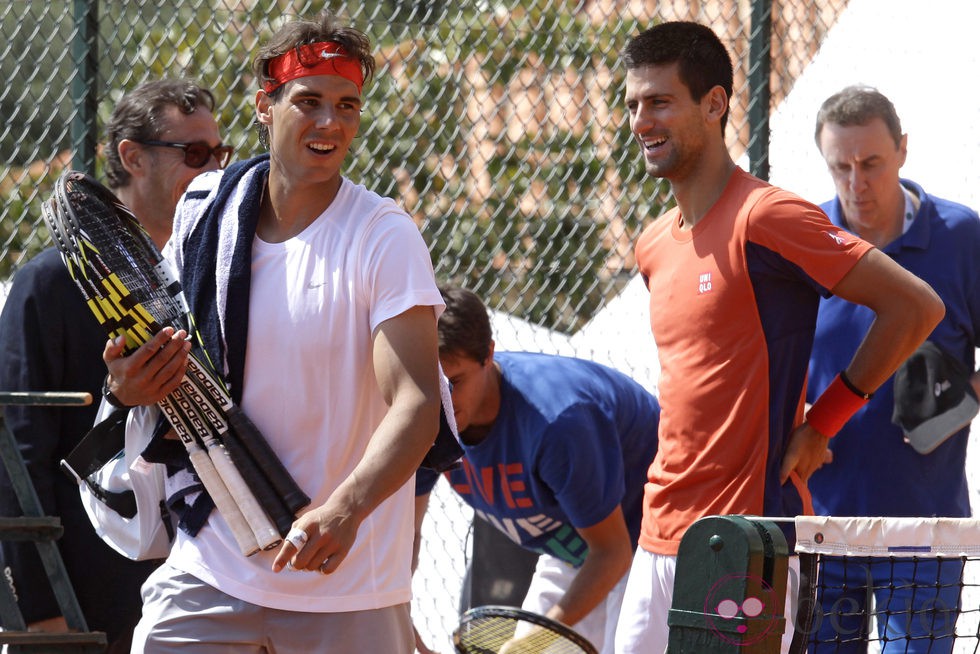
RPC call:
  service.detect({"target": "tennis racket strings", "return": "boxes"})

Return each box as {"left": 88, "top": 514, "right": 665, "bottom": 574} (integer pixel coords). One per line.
{"left": 453, "top": 606, "right": 598, "bottom": 654}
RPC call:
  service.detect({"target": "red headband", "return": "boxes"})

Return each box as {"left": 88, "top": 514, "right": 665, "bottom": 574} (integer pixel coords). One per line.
{"left": 264, "top": 41, "right": 364, "bottom": 94}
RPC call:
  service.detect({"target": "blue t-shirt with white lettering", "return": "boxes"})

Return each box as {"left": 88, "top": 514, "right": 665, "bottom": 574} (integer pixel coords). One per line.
{"left": 417, "top": 352, "right": 660, "bottom": 567}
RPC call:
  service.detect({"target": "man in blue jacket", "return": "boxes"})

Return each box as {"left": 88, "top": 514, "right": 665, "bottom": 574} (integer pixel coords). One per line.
{"left": 807, "top": 85, "right": 980, "bottom": 653}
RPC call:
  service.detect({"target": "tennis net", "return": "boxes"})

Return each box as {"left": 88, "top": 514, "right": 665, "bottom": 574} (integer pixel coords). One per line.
{"left": 791, "top": 516, "right": 980, "bottom": 654}
{"left": 668, "top": 515, "right": 980, "bottom": 654}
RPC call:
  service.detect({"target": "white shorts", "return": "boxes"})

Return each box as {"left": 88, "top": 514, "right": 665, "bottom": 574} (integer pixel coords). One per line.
{"left": 132, "top": 563, "right": 413, "bottom": 654}
{"left": 519, "top": 553, "right": 629, "bottom": 654}
{"left": 613, "top": 549, "right": 799, "bottom": 654}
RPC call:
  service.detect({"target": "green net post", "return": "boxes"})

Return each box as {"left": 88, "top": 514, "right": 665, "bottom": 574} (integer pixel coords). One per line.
{"left": 667, "top": 515, "right": 789, "bottom": 653}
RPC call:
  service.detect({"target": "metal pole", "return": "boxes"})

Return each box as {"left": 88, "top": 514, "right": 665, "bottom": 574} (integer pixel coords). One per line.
{"left": 748, "top": 0, "right": 772, "bottom": 181}
{"left": 70, "top": 0, "right": 99, "bottom": 174}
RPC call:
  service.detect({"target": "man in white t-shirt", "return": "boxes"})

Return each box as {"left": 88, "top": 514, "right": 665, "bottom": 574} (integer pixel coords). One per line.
{"left": 102, "top": 10, "right": 444, "bottom": 653}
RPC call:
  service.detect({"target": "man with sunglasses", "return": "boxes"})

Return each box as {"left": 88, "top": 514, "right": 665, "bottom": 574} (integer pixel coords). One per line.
{"left": 103, "top": 83, "right": 231, "bottom": 250}
{"left": 131, "top": 139, "right": 232, "bottom": 169}
{"left": 0, "top": 78, "right": 226, "bottom": 653}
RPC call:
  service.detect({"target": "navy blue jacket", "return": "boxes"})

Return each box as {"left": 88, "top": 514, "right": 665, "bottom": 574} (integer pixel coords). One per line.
{"left": 0, "top": 247, "right": 157, "bottom": 645}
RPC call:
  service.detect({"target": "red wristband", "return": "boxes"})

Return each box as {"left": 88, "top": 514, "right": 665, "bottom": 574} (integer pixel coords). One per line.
{"left": 805, "top": 373, "right": 869, "bottom": 438}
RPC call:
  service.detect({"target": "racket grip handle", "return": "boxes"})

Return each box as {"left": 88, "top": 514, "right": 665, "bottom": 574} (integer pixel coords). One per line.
{"left": 222, "top": 433, "right": 296, "bottom": 536}
{"left": 187, "top": 448, "right": 260, "bottom": 557}
{"left": 225, "top": 406, "right": 311, "bottom": 515}
{"left": 205, "top": 440, "right": 282, "bottom": 550}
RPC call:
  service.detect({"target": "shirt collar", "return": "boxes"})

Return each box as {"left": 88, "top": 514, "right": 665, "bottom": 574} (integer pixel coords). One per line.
{"left": 825, "top": 178, "right": 931, "bottom": 254}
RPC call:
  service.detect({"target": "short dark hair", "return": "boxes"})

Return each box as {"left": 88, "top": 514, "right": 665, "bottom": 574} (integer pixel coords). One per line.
{"left": 252, "top": 10, "right": 376, "bottom": 148}
{"left": 103, "top": 79, "right": 216, "bottom": 189}
{"left": 622, "top": 21, "right": 734, "bottom": 133}
{"left": 437, "top": 285, "right": 492, "bottom": 363}
{"left": 814, "top": 85, "right": 903, "bottom": 149}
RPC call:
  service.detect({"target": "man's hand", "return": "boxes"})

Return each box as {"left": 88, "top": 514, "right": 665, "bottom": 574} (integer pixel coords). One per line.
{"left": 499, "top": 625, "right": 558, "bottom": 653}
{"left": 779, "top": 423, "right": 832, "bottom": 484}
{"left": 27, "top": 616, "right": 69, "bottom": 633}
{"left": 102, "top": 327, "right": 191, "bottom": 406}
{"left": 271, "top": 491, "right": 364, "bottom": 575}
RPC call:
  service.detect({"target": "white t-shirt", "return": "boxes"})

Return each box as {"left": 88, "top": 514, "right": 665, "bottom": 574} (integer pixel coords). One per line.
{"left": 168, "top": 176, "right": 443, "bottom": 612}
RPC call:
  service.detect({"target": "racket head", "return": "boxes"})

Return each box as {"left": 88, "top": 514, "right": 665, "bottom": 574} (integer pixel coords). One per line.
{"left": 452, "top": 606, "right": 597, "bottom": 654}
{"left": 44, "top": 169, "right": 190, "bottom": 352}
{"left": 51, "top": 168, "right": 150, "bottom": 256}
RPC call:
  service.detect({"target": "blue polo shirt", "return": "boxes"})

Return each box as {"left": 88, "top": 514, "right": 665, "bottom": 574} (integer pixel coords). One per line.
{"left": 807, "top": 179, "right": 980, "bottom": 517}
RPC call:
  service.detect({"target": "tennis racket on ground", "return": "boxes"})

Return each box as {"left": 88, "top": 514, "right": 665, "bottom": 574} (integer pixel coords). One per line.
{"left": 453, "top": 606, "right": 597, "bottom": 654}
{"left": 42, "top": 169, "right": 310, "bottom": 556}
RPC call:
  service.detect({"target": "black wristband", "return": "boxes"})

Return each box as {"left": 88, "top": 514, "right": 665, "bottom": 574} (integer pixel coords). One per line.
{"left": 839, "top": 370, "right": 874, "bottom": 400}
{"left": 101, "top": 375, "right": 133, "bottom": 409}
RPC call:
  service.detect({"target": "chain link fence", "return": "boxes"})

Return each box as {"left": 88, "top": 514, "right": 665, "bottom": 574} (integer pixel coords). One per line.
{"left": 1, "top": 0, "right": 848, "bottom": 649}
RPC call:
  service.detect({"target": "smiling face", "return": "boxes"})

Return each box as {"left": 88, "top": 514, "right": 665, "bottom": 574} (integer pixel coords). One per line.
{"left": 625, "top": 62, "right": 713, "bottom": 182}
{"left": 257, "top": 73, "right": 362, "bottom": 189}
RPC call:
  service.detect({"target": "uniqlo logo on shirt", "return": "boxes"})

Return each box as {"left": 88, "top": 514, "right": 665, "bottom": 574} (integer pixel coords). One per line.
{"left": 698, "top": 272, "right": 713, "bottom": 294}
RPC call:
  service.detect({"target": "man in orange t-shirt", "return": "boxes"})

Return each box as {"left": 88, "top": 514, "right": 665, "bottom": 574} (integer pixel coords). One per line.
{"left": 614, "top": 21, "right": 945, "bottom": 654}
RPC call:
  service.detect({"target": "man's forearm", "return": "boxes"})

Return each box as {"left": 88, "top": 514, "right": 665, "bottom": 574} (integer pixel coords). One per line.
{"left": 545, "top": 546, "right": 631, "bottom": 627}
{"left": 330, "top": 397, "right": 439, "bottom": 524}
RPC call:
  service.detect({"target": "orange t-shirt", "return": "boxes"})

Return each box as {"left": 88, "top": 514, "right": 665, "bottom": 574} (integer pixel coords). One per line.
{"left": 634, "top": 168, "right": 872, "bottom": 555}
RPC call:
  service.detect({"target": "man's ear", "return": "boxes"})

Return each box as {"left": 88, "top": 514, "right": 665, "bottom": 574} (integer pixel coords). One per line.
{"left": 485, "top": 339, "right": 496, "bottom": 365}
{"left": 897, "top": 133, "right": 908, "bottom": 168}
{"left": 703, "top": 85, "right": 729, "bottom": 124}
{"left": 117, "top": 139, "right": 144, "bottom": 177}
{"left": 256, "top": 89, "right": 274, "bottom": 127}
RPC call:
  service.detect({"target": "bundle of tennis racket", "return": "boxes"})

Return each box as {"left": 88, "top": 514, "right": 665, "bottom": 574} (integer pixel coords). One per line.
{"left": 42, "top": 169, "right": 310, "bottom": 557}
{"left": 453, "top": 606, "right": 597, "bottom": 654}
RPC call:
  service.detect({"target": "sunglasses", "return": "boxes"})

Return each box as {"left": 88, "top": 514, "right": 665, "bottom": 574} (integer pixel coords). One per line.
{"left": 136, "top": 139, "right": 234, "bottom": 169}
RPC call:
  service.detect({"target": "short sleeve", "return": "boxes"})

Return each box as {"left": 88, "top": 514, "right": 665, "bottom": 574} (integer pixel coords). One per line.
{"left": 746, "top": 189, "right": 873, "bottom": 293}
{"left": 359, "top": 208, "right": 444, "bottom": 332}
